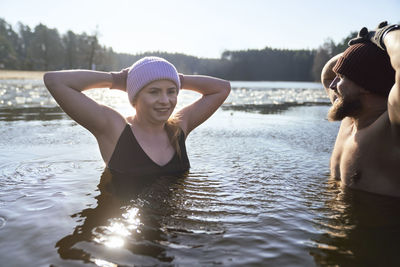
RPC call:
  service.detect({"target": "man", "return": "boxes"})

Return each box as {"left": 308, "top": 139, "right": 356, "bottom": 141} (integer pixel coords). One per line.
{"left": 321, "top": 22, "right": 400, "bottom": 197}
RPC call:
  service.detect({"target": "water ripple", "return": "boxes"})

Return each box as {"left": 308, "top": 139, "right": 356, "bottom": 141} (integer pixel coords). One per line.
{"left": 0, "top": 216, "right": 6, "bottom": 229}
{"left": 4, "top": 80, "right": 398, "bottom": 266}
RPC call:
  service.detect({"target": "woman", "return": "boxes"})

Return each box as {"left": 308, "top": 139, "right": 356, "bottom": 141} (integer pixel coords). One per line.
{"left": 44, "top": 57, "right": 231, "bottom": 178}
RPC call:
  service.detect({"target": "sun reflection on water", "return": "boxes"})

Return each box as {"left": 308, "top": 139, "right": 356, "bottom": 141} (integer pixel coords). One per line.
{"left": 91, "top": 258, "right": 117, "bottom": 267}
{"left": 93, "top": 207, "right": 141, "bottom": 249}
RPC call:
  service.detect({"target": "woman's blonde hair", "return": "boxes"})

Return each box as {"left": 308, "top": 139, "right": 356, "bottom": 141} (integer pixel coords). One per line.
{"left": 164, "top": 115, "right": 182, "bottom": 159}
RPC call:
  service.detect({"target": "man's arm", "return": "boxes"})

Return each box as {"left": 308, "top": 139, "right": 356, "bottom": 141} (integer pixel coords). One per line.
{"left": 321, "top": 53, "right": 342, "bottom": 104}
{"left": 385, "top": 30, "right": 400, "bottom": 127}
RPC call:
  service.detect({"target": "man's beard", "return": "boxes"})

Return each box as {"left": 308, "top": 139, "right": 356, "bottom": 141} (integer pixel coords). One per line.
{"left": 327, "top": 96, "right": 362, "bottom": 121}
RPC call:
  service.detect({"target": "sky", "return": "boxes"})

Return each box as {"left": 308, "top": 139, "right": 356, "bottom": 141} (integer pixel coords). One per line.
{"left": 1, "top": 0, "right": 399, "bottom": 58}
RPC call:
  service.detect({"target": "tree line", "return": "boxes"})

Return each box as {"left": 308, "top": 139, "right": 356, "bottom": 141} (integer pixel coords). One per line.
{"left": 0, "top": 18, "right": 355, "bottom": 81}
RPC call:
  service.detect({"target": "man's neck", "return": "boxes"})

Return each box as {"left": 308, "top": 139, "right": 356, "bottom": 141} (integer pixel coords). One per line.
{"left": 350, "top": 95, "right": 387, "bottom": 130}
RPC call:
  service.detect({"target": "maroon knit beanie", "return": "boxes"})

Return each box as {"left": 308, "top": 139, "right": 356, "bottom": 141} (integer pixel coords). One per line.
{"left": 333, "top": 42, "right": 395, "bottom": 97}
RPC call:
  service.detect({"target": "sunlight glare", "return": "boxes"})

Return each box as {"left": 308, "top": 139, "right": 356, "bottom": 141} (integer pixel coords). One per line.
{"left": 92, "top": 258, "right": 117, "bottom": 267}
{"left": 107, "top": 222, "right": 130, "bottom": 236}
{"left": 104, "top": 235, "right": 125, "bottom": 248}
{"left": 122, "top": 207, "right": 141, "bottom": 230}
{"left": 93, "top": 206, "right": 142, "bottom": 249}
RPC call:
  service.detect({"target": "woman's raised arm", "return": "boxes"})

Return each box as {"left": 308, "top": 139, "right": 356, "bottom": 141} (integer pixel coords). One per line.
{"left": 175, "top": 75, "right": 231, "bottom": 135}
{"left": 43, "top": 70, "right": 125, "bottom": 136}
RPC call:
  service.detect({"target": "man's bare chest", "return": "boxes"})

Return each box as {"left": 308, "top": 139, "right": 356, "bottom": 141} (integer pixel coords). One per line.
{"left": 330, "top": 136, "right": 363, "bottom": 185}
{"left": 330, "top": 129, "right": 400, "bottom": 195}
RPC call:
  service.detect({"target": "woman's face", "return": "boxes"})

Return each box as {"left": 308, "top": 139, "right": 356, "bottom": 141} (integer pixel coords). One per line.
{"left": 133, "top": 79, "right": 178, "bottom": 124}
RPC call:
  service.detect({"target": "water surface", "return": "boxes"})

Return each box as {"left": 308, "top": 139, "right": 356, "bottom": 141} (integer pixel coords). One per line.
{"left": 1, "top": 79, "right": 400, "bottom": 266}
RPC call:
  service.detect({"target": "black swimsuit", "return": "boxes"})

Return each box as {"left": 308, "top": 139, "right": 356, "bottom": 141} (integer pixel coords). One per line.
{"left": 107, "top": 124, "right": 190, "bottom": 178}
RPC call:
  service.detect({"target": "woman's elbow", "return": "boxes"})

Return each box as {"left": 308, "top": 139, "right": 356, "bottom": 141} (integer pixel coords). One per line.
{"left": 43, "top": 71, "right": 59, "bottom": 90}
{"left": 222, "top": 80, "right": 231, "bottom": 98}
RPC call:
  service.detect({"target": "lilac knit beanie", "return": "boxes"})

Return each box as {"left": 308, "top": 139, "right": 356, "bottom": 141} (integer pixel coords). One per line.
{"left": 127, "top": 57, "right": 180, "bottom": 102}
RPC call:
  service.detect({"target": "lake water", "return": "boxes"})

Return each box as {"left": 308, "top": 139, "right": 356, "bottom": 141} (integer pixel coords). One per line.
{"left": 1, "top": 79, "right": 400, "bottom": 266}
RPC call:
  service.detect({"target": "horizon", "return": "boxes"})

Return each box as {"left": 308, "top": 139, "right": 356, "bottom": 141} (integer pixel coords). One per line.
{"left": 1, "top": 0, "right": 399, "bottom": 58}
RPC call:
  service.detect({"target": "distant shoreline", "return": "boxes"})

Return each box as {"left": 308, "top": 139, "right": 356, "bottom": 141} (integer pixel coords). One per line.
{"left": 0, "top": 70, "right": 45, "bottom": 80}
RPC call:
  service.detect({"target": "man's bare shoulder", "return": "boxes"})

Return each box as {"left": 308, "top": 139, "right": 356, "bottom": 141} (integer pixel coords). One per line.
{"left": 365, "top": 111, "right": 400, "bottom": 143}
{"left": 337, "top": 112, "right": 393, "bottom": 142}
{"left": 337, "top": 118, "right": 354, "bottom": 136}
{"left": 358, "top": 111, "right": 400, "bottom": 147}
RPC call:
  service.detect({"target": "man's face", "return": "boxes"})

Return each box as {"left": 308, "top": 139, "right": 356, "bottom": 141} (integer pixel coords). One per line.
{"left": 327, "top": 75, "right": 363, "bottom": 121}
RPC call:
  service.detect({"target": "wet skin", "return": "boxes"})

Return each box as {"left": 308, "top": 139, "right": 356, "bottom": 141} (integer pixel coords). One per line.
{"left": 328, "top": 75, "right": 400, "bottom": 197}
